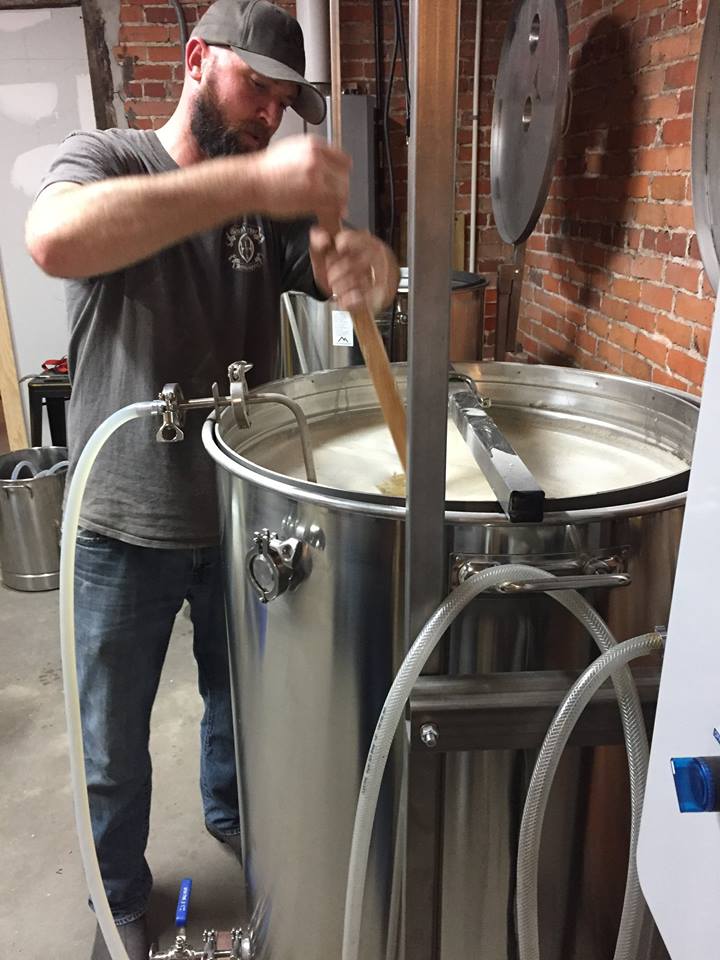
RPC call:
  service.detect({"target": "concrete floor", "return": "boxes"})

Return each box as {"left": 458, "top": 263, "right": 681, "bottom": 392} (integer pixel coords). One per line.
{"left": 0, "top": 585, "right": 245, "bottom": 958}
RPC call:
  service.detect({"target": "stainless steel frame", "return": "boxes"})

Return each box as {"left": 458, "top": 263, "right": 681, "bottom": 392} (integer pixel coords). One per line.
{"left": 404, "top": 3, "right": 461, "bottom": 958}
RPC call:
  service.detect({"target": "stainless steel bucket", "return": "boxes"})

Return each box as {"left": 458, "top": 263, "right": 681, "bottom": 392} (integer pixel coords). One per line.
{"left": 0, "top": 447, "right": 68, "bottom": 591}
{"left": 280, "top": 270, "right": 487, "bottom": 376}
{"left": 202, "top": 362, "right": 695, "bottom": 960}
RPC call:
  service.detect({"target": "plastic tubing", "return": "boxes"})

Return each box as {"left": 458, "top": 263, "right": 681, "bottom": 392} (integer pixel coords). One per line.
{"left": 59, "top": 401, "right": 162, "bottom": 960}
{"left": 516, "top": 632, "right": 664, "bottom": 960}
{"left": 341, "top": 564, "right": 648, "bottom": 960}
{"left": 10, "top": 460, "right": 36, "bottom": 480}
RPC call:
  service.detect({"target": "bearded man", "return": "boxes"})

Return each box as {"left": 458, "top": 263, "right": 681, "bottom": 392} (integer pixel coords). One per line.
{"left": 26, "top": 2, "right": 398, "bottom": 957}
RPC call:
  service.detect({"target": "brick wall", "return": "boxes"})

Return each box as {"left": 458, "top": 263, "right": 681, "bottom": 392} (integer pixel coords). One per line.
{"left": 507, "top": 0, "right": 710, "bottom": 394}
{"left": 113, "top": 0, "right": 710, "bottom": 393}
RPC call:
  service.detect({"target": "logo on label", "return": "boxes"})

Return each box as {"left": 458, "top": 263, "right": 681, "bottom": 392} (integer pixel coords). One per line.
{"left": 226, "top": 221, "right": 265, "bottom": 271}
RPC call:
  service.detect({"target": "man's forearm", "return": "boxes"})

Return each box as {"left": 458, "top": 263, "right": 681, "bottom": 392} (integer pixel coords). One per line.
{"left": 25, "top": 154, "right": 265, "bottom": 279}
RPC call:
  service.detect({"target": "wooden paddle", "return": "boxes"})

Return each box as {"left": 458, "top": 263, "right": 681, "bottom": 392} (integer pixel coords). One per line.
{"left": 326, "top": 0, "right": 408, "bottom": 474}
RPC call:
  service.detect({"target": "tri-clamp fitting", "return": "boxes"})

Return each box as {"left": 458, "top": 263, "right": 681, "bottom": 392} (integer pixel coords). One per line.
{"left": 154, "top": 360, "right": 317, "bottom": 482}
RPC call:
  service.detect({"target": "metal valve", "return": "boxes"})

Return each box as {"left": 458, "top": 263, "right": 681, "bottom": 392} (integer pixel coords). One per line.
{"left": 245, "top": 529, "right": 303, "bottom": 603}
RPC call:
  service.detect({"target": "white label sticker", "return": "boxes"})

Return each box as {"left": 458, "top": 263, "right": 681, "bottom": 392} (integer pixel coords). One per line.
{"left": 331, "top": 310, "right": 354, "bottom": 347}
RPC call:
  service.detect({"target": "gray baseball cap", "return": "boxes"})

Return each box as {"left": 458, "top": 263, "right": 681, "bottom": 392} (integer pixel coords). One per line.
{"left": 191, "top": 0, "right": 326, "bottom": 124}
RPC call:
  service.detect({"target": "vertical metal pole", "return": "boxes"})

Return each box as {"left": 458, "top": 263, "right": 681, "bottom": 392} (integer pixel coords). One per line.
{"left": 404, "top": 1, "right": 461, "bottom": 958}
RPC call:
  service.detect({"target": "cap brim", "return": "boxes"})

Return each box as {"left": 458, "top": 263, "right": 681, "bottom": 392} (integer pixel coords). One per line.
{"left": 230, "top": 47, "right": 326, "bottom": 125}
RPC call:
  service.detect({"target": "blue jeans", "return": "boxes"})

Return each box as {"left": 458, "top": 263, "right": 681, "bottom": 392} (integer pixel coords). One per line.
{"left": 74, "top": 530, "right": 240, "bottom": 923}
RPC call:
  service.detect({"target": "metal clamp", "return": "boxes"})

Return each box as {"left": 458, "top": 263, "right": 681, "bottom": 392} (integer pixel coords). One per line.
{"left": 155, "top": 360, "right": 317, "bottom": 484}
{"left": 246, "top": 529, "right": 304, "bottom": 603}
{"left": 228, "top": 361, "right": 254, "bottom": 430}
{"left": 156, "top": 383, "right": 186, "bottom": 442}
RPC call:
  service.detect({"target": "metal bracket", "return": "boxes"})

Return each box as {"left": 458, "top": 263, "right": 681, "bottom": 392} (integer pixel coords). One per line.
{"left": 451, "top": 549, "right": 629, "bottom": 588}
{"left": 409, "top": 667, "right": 660, "bottom": 753}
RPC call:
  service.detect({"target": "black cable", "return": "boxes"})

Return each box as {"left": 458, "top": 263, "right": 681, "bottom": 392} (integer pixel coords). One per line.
{"left": 383, "top": 15, "right": 399, "bottom": 250}
{"left": 169, "top": 0, "right": 188, "bottom": 52}
{"left": 393, "top": 0, "right": 411, "bottom": 134}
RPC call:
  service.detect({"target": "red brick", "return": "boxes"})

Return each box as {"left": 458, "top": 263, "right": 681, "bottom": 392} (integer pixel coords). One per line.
{"left": 665, "top": 261, "right": 700, "bottom": 292}
{"left": 126, "top": 99, "right": 175, "bottom": 117}
{"left": 662, "top": 117, "right": 692, "bottom": 144}
{"left": 622, "top": 352, "right": 652, "bottom": 380}
{"left": 602, "top": 295, "right": 629, "bottom": 321}
{"left": 598, "top": 340, "right": 623, "bottom": 368}
{"left": 588, "top": 314, "right": 610, "bottom": 338}
{"left": 650, "top": 175, "right": 687, "bottom": 201}
{"left": 119, "top": 24, "right": 176, "bottom": 43}
{"left": 650, "top": 34, "right": 691, "bottom": 61}
{"left": 693, "top": 327, "right": 711, "bottom": 357}
{"left": 667, "top": 348, "right": 706, "bottom": 386}
{"left": 147, "top": 46, "right": 184, "bottom": 62}
{"left": 615, "top": 325, "right": 639, "bottom": 351}
{"left": 651, "top": 368, "right": 692, "bottom": 391}
{"left": 665, "top": 144, "right": 691, "bottom": 170}
{"left": 627, "top": 305, "right": 657, "bottom": 331}
{"left": 640, "top": 95, "right": 679, "bottom": 122}
{"left": 664, "top": 204, "right": 695, "bottom": 229}
{"left": 637, "top": 332, "right": 669, "bottom": 365}
{"left": 631, "top": 255, "right": 664, "bottom": 280}
{"left": 612, "top": 277, "right": 642, "bottom": 301}
{"left": 655, "top": 316, "right": 691, "bottom": 348}
{"left": 635, "top": 148, "right": 668, "bottom": 172}
{"left": 675, "top": 293, "right": 715, "bottom": 325}
{"left": 640, "top": 282, "right": 673, "bottom": 312}
{"left": 132, "top": 64, "right": 173, "bottom": 80}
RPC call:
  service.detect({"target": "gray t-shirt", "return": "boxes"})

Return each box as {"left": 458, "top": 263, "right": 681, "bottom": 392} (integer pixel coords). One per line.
{"left": 42, "top": 128, "right": 322, "bottom": 548}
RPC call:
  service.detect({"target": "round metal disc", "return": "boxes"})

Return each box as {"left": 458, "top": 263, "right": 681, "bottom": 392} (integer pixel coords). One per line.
{"left": 490, "top": 0, "right": 569, "bottom": 245}
{"left": 691, "top": 0, "right": 720, "bottom": 293}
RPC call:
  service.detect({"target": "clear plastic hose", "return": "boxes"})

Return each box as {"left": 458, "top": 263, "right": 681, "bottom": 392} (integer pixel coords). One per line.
{"left": 59, "top": 401, "right": 162, "bottom": 960}
{"left": 516, "top": 632, "right": 664, "bottom": 960}
{"left": 341, "top": 564, "right": 648, "bottom": 960}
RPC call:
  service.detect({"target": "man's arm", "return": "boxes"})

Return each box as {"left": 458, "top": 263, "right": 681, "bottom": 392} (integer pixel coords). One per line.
{"left": 26, "top": 135, "right": 350, "bottom": 279}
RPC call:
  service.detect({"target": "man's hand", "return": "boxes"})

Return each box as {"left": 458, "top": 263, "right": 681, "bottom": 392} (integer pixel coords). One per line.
{"left": 252, "top": 135, "right": 351, "bottom": 224}
{"left": 309, "top": 227, "right": 400, "bottom": 313}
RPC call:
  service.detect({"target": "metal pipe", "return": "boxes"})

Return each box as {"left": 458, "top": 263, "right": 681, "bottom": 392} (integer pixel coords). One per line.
{"left": 249, "top": 393, "right": 317, "bottom": 483}
{"left": 296, "top": 0, "right": 330, "bottom": 87}
{"left": 281, "top": 292, "right": 310, "bottom": 375}
{"left": 468, "top": 0, "right": 483, "bottom": 272}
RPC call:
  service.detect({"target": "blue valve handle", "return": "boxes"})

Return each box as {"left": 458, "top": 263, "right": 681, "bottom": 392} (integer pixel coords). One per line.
{"left": 175, "top": 878, "right": 193, "bottom": 928}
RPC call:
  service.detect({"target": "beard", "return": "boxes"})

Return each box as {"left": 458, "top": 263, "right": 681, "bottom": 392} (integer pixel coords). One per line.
{"left": 190, "top": 81, "right": 271, "bottom": 158}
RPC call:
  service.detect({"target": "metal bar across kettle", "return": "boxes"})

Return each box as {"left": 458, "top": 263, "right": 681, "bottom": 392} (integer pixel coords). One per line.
{"left": 449, "top": 381, "right": 546, "bottom": 523}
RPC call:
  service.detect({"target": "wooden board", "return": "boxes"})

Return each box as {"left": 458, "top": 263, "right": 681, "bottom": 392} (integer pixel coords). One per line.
{"left": 0, "top": 269, "right": 29, "bottom": 450}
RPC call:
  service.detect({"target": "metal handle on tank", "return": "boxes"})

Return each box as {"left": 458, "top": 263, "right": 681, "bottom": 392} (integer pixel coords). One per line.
{"left": 496, "top": 573, "right": 631, "bottom": 593}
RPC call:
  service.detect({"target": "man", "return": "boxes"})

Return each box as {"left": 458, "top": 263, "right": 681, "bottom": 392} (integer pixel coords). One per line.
{"left": 26, "top": 2, "right": 399, "bottom": 958}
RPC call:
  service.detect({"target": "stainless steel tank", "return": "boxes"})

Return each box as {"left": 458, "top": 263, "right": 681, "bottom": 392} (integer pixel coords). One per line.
{"left": 202, "top": 362, "right": 696, "bottom": 960}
